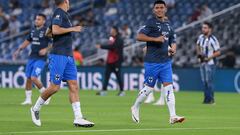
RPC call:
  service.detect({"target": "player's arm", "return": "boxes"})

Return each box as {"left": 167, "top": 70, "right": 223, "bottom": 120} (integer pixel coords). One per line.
{"left": 13, "top": 40, "right": 31, "bottom": 60}
{"left": 169, "top": 43, "right": 177, "bottom": 56}
{"left": 136, "top": 33, "right": 165, "bottom": 43}
{"left": 52, "top": 25, "right": 83, "bottom": 35}
{"left": 39, "top": 44, "right": 52, "bottom": 56}
{"left": 206, "top": 50, "right": 221, "bottom": 62}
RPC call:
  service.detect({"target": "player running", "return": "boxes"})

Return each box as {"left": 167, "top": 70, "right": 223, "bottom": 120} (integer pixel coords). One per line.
{"left": 13, "top": 13, "right": 52, "bottom": 105}
{"left": 30, "top": 0, "right": 94, "bottom": 127}
{"left": 131, "top": 0, "right": 185, "bottom": 124}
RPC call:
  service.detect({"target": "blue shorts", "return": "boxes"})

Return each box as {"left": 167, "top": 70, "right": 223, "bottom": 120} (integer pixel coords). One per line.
{"left": 25, "top": 59, "right": 45, "bottom": 78}
{"left": 48, "top": 54, "right": 77, "bottom": 85}
{"left": 144, "top": 61, "right": 173, "bottom": 87}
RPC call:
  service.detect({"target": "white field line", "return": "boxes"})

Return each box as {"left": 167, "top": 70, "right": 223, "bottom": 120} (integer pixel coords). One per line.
{"left": 0, "top": 127, "right": 240, "bottom": 134}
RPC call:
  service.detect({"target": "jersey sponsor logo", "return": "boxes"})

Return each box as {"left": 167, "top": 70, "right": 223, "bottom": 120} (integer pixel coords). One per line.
{"left": 55, "top": 15, "right": 60, "bottom": 19}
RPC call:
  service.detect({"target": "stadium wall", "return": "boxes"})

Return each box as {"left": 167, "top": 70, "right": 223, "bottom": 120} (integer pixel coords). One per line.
{"left": 0, "top": 65, "right": 239, "bottom": 93}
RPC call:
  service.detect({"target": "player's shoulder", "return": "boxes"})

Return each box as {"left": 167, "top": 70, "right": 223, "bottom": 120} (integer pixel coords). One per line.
{"left": 198, "top": 34, "right": 204, "bottom": 39}
{"left": 210, "top": 35, "right": 218, "bottom": 41}
{"left": 52, "top": 8, "right": 64, "bottom": 18}
{"left": 144, "top": 17, "right": 156, "bottom": 26}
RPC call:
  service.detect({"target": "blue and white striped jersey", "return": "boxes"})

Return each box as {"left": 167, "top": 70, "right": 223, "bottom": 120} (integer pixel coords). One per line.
{"left": 197, "top": 34, "right": 220, "bottom": 65}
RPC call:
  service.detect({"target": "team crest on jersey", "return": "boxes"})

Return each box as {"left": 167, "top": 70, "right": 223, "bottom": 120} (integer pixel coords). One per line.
{"left": 39, "top": 31, "right": 44, "bottom": 38}
{"left": 55, "top": 74, "right": 60, "bottom": 81}
{"left": 148, "top": 77, "right": 154, "bottom": 83}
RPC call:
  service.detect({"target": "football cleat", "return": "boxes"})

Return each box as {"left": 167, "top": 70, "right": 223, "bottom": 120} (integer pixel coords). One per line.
{"left": 21, "top": 100, "right": 32, "bottom": 105}
{"left": 169, "top": 115, "right": 185, "bottom": 124}
{"left": 131, "top": 106, "right": 140, "bottom": 123}
{"left": 30, "top": 107, "right": 41, "bottom": 126}
{"left": 73, "top": 118, "right": 95, "bottom": 127}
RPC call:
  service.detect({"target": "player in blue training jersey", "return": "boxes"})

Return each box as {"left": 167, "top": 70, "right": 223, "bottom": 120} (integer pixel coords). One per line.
{"left": 30, "top": 0, "right": 94, "bottom": 127}
{"left": 131, "top": 0, "right": 185, "bottom": 124}
{"left": 13, "top": 14, "right": 52, "bottom": 105}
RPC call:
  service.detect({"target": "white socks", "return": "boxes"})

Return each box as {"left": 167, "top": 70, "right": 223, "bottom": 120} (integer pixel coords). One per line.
{"left": 133, "top": 85, "right": 153, "bottom": 108}
{"left": 72, "top": 102, "right": 83, "bottom": 120}
{"left": 39, "top": 87, "right": 46, "bottom": 93}
{"left": 160, "top": 87, "right": 165, "bottom": 103}
{"left": 164, "top": 85, "right": 176, "bottom": 117}
{"left": 33, "top": 97, "right": 45, "bottom": 111}
{"left": 25, "top": 90, "right": 32, "bottom": 101}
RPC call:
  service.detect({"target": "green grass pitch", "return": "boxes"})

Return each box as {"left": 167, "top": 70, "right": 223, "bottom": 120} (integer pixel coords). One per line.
{"left": 0, "top": 88, "right": 240, "bottom": 135}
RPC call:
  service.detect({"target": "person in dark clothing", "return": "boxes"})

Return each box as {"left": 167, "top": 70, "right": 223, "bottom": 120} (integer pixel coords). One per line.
{"left": 96, "top": 26, "right": 124, "bottom": 96}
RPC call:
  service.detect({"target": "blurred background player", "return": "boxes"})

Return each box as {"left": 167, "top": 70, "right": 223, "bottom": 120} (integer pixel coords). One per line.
{"left": 13, "top": 13, "right": 52, "bottom": 105}
{"left": 196, "top": 22, "right": 221, "bottom": 104}
{"left": 30, "top": 0, "right": 94, "bottom": 127}
{"left": 96, "top": 26, "right": 124, "bottom": 96}
{"left": 73, "top": 46, "right": 84, "bottom": 66}
{"left": 131, "top": 0, "right": 184, "bottom": 124}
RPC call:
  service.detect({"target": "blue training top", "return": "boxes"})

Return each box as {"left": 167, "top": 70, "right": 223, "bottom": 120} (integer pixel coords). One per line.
{"left": 51, "top": 8, "right": 73, "bottom": 56}
{"left": 139, "top": 16, "right": 176, "bottom": 63}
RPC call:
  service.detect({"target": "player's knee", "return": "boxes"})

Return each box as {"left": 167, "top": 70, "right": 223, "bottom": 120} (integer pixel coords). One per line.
{"left": 30, "top": 77, "right": 38, "bottom": 82}
{"left": 50, "top": 84, "right": 60, "bottom": 92}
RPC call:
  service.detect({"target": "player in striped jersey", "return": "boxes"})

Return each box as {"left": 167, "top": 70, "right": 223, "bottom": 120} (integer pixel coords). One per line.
{"left": 196, "top": 22, "right": 221, "bottom": 104}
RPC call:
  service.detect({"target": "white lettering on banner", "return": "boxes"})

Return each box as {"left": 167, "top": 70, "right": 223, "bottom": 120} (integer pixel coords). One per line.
{"left": 108, "top": 74, "right": 117, "bottom": 90}
{"left": 129, "top": 73, "right": 138, "bottom": 90}
{"left": 87, "top": 73, "right": 93, "bottom": 89}
{"left": 173, "top": 74, "right": 180, "bottom": 92}
{"left": 13, "top": 71, "right": 26, "bottom": 88}
{"left": 2, "top": 71, "right": 13, "bottom": 88}
{"left": 123, "top": 74, "right": 128, "bottom": 90}
{"left": 234, "top": 71, "right": 240, "bottom": 93}
{"left": 93, "top": 73, "right": 102, "bottom": 90}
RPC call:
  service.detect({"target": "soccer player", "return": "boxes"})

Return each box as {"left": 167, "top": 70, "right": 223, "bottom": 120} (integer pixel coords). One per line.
{"left": 196, "top": 22, "right": 221, "bottom": 104}
{"left": 13, "top": 13, "right": 52, "bottom": 105}
{"left": 131, "top": 0, "right": 185, "bottom": 124}
{"left": 30, "top": 0, "right": 94, "bottom": 127}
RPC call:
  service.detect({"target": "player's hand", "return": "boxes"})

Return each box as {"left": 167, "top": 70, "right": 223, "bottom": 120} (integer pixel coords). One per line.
{"left": 39, "top": 48, "right": 48, "bottom": 56}
{"left": 154, "top": 36, "right": 165, "bottom": 43}
{"left": 72, "top": 26, "right": 83, "bottom": 32}
{"left": 168, "top": 47, "right": 176, "bottom": 56}
{"left": 45, "top": 27, "right": 53, "bottom": 38}
{"left": 96, "top": 44, "right": 101, "bottom": 49}
{"left": 204, "top": 57, "right": 211, "bottom": 62}
{"left": 13, "top": 49, "right": 20, "bottom": 60}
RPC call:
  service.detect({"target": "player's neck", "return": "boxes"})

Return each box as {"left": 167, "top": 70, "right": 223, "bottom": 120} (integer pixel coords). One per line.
{"left": 36, "top": 25, "right": 43, "bottom": 30}
{"left": 58, "top": 5, "right": 68, "bottom": 12}
{"left": 156, "top": 16, "right": 166, "bottom": 22}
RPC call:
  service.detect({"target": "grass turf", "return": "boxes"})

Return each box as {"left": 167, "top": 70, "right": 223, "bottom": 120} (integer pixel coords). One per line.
{"left": 0, "top": 88, "right": 240, "bottom": 135}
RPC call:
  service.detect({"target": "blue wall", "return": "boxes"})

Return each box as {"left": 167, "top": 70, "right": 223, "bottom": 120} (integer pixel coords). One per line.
{"left": 0, "top": 65, "right": 239, "bottom": 93}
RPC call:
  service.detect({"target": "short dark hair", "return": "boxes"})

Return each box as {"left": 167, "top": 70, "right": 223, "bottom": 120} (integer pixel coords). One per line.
{"left": 112, "top": 26, "right": 119, "bottom": 34}
{"left": 37, "top": 13, "right": 46, "bottom": 20}
{"left": 203, "top": 21, "right": 213, "bottom": 29}
{"left": 154, "top": 0, "right": 166, "bottom": 6}
{"left": 55, "top": 0, "right": 64, "bottom": 6}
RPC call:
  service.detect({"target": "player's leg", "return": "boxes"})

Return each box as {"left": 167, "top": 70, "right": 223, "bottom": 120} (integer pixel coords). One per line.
{"left": 30, "top": 54, "right": 66, "bottom": 126}
{"left": 159, "top": 61, "right": 184, "bottom": 124}
{"left": 154, "top": 83, "right": 165, "bottom": 105}
{"left": 97, "top": 64, "right": 112, "bottom": 96}
{"left": 30, "top": 60, "right": 51, "bottom": 104}
{"left": 206, "top": 65, "right": 216, "bottom": 104}
{"left": 22, "top": 60, "right": 34, "bottom": 105}
{"left": 113, "top": 63, "right": 124, "bottom": 96}
{"left": 131, "top": 63, "right": 157, "bottom": 123}
{"left": 64, "top": 56, "right": 94, "bottom": 127}
{"left": 200, "top": 64, "right": 209, "bottom": 103}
